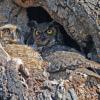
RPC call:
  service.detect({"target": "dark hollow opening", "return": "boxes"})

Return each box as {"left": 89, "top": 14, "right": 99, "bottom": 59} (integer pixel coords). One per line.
{"left": 83, "top": 35, "right": 95, "bottom": 57}
{"left": 27, "top": 7, "right": 52, "bottom": 23}
{"left": 58, "top": 23, "right": 81, "bottom": 51}
{"left": 26, "top": 6, "right": 81, "bottom": 51}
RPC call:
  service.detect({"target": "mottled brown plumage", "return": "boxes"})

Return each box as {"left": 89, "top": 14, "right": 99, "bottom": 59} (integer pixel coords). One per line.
{"left": 0, "top": 24, "right": 23, "bottom": 46}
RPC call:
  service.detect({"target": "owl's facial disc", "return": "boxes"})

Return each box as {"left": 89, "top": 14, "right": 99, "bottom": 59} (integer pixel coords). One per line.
{"left": 0, "top": 28, "right": 21, "bottom": 44}
{"left": 34, "top": 28, "right": 56, "bottom": 47}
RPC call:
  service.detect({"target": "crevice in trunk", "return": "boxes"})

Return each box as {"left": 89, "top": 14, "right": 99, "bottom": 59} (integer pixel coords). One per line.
{"left": 26, "top": 6, "right": 82, "bottom": 52}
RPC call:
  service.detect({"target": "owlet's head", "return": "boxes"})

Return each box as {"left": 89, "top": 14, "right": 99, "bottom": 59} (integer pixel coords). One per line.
{"left": 0, "top": 24, "right": 22, "bottom": 44}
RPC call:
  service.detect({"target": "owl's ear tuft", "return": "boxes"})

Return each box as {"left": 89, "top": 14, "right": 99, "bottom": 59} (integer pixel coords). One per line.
{"left": 27, "top": 20, "right": 38, "bottom": 28}
{"left": 48, "top": 20, "right": 55, "bottom": 27}
{"left": 49, "top": 20, "right": 59, "bottom": 28}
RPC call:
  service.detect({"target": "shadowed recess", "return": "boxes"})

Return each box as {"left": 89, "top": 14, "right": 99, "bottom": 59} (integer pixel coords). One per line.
{"left": 27, "top": 6, "right": 52, "bottom": 23}
{"left": 26, "top": 6, "right": 81, "bottom": 51}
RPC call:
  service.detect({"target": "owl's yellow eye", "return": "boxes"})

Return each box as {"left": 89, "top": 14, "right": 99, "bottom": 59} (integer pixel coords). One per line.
{"left": 35, "top": 31, "right": 40, "bottom": 35}
{"left": 47, "top": 29, "right": 53, "bottom": 35}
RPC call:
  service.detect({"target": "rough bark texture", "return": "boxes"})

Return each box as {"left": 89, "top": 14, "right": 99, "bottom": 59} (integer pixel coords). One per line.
{"left": 0, "top": 44, "right": 49, "bottom": 100}
{"left": 0, "top": 43, "right": 100, "bottom": 100}
{"left": 0, "top": 0, "right": 100, "bottom": 100}
{"left": 0, "top": 0, "right": 29, "bottom": 35}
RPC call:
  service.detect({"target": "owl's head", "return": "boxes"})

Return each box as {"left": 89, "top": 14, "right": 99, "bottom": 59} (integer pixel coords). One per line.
{"left": 28, "top": 21, "right": 63, "bottom": 47}
{"left": 0, "top": 24, "right": 23, "bottom": 44}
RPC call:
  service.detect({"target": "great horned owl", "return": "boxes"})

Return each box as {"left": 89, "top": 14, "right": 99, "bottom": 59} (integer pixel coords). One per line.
{"left": 0, "top": 24, "right": 23, "bottom": 46}
{"left": 25, "top": 21, "right": 63, "bottom": 46}
{"left": 24, "top": 21, "right": 77, "bottom": 56}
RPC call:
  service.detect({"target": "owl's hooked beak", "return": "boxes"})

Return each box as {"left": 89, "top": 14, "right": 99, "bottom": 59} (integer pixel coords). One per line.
{"left": 35, "top": 38, "right": 50, "bottom": 46}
